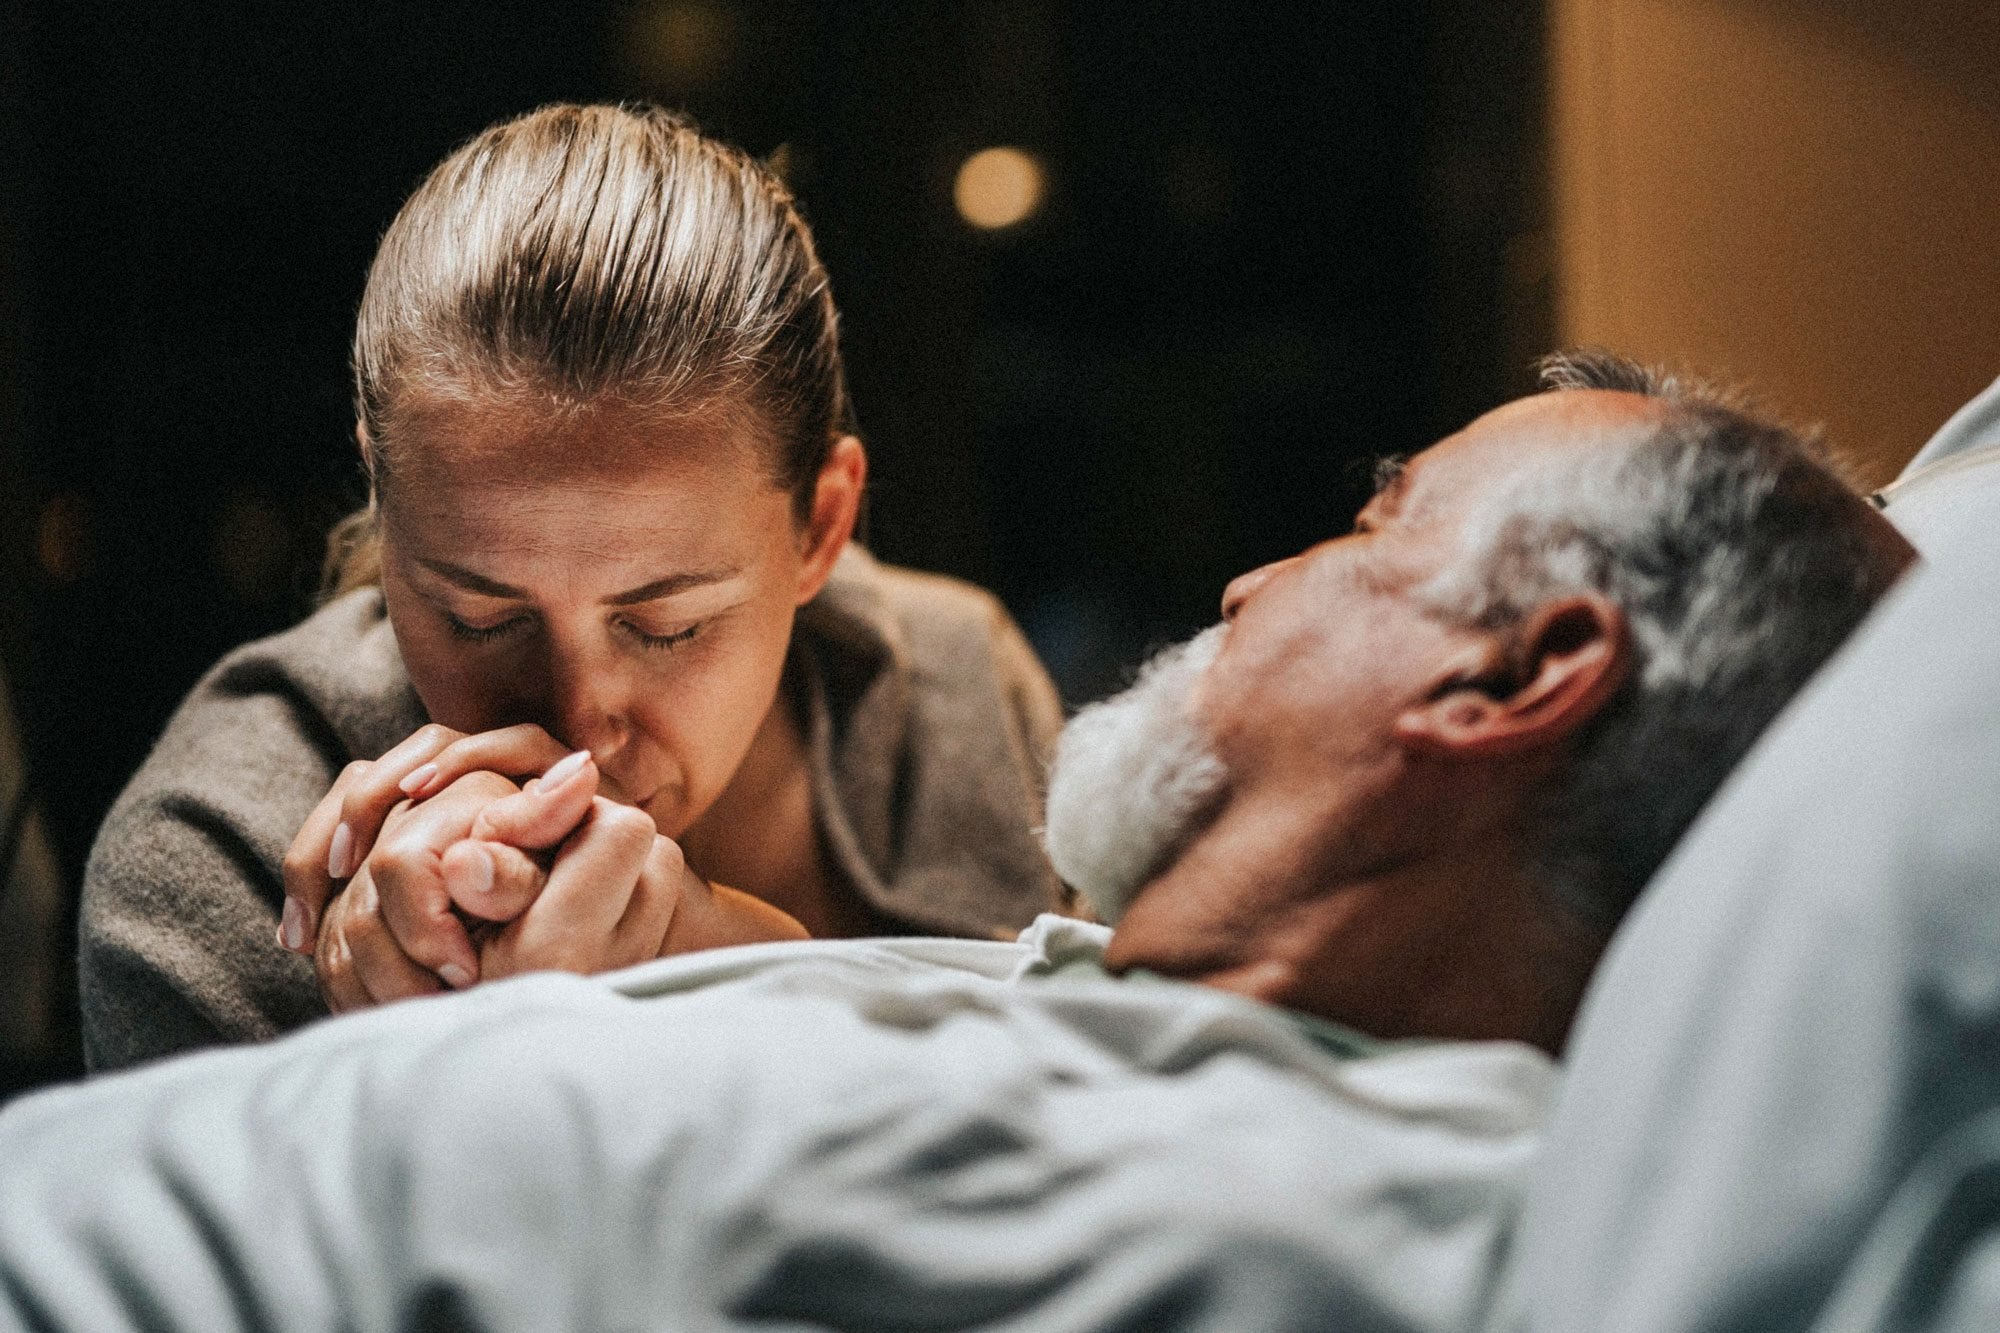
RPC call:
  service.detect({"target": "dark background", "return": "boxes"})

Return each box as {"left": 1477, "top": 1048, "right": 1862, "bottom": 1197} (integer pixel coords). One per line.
{"left": 0, "top": 0, "right": 1548, "bottom": 1088}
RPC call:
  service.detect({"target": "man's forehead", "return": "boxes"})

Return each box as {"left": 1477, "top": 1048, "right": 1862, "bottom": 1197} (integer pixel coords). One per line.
{"left": 1396, "top": 389, "right": 1663, "bottom": 512}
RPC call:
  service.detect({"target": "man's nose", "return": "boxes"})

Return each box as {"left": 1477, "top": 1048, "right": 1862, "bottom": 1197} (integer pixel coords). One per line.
{"left": 1220, "top": 556, "right": 1295, "bottom": 620}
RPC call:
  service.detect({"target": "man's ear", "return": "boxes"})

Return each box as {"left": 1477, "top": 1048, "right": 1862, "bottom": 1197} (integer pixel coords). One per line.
{"left": 794, "top": 435, "right": 867, "bottom": 605}
{"left": 1394, "top": 595, "right": 1631, "bottom": 758}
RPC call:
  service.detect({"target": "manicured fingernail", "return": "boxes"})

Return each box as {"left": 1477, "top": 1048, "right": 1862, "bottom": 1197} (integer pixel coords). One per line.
{"left": 328, "top": 822, "right": 354, "bottom": 879}
{"left": 438, "top": 963, "right": 473, "bottom": 990}
{"left": 399, "top": 763, "right": 438, "bottom": 795}
{"left": 543, "top": 750, "right": 591, "bottom": 788}
{"left": 280, "top": 897, "right": 306, "bottom": 951}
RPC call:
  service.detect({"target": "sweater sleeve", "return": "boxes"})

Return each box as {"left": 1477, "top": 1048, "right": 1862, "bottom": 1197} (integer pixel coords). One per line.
{"left": 78, "top": 592, "right": 423, "bottom": 1072}
{"left": 79, "top": 674, "right": 337, "bottom": 1071}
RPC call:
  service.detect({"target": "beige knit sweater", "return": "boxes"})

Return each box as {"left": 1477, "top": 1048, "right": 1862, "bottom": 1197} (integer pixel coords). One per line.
{"left": 80, "top": 549, "right": 1069, "bottom": 1071}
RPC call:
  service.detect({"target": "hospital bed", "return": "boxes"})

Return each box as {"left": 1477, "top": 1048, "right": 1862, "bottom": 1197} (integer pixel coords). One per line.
{"left": 3, "top": 378, "right": 1999, "bottom": 1333}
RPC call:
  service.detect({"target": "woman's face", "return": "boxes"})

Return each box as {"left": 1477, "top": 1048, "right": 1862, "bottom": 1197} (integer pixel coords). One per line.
{"left": 375, "top": 398, "right": 855, "bottom": 838}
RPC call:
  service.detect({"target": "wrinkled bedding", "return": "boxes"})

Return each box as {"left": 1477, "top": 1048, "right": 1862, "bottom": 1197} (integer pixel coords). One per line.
{"left": 0, "top": 916, "right": 1553, "bottom": 1333}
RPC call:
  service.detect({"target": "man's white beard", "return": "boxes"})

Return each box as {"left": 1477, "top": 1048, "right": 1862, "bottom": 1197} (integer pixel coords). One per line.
{"left": 1043, "top": 625, "right": 1230, "bottom": 923}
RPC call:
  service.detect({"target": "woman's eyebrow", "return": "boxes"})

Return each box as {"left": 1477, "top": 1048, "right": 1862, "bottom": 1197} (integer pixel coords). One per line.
{"left": 605, "top": 568, "right": 741, "bottom": 605}
{"left": 419, "top": 558, "right": 523, "bottom": 598}
{"left": 416, "top": 559, "right": 740, "bottom": 603}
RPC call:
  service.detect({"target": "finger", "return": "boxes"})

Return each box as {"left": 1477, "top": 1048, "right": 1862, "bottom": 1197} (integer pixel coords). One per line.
{"left": 315, "top": 871, "right": 385, "bottom": 1013}
{"left": 369, "top": 868, "right": 479, "bottom": 991}
{"left": 466, "top": 751, "right": 598, "bottom": 850}
{"left": 609, "top": 835, "right": 691, "bottom": 966}
{"left": 281, "top": 760, "right": 373, "bottom": 954}
{"left": 328, "top": 724, "right": 471, "bottom": 882}
{"left": 505, "top": 799, "right": 655, "bottom": 970}
{"left": 339, "top": 870, "right": 450, "bottom": 1005}
{"left": 369, "top": 779, "right": 515, "bottom": 988}
{"left": 397, "top": 724, "right": 574, "bottom": 801}
{"left": 441, "top": 840, "right": 549, "bottom": 923}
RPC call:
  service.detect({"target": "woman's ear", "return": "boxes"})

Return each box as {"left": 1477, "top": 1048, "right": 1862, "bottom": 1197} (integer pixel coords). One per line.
{"left": 1394, "top": 595, "right": 1631, "bottom": 759}
{"left": 794, "top": 435, "right": 867, "bottom": 605}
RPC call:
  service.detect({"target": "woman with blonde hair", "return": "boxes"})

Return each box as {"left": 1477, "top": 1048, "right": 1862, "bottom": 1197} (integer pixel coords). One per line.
{"left": 80, "top": 103, "right": 1069, "bottom": 1069}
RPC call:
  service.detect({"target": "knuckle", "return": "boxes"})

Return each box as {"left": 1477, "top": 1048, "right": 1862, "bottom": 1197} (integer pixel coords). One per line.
{"left": 416, "top": 723, "right": 456, "bottom": 748}
{"left": 453, "top": 770, "right": 518, "bottom": 801}
{"left": 342, "top": 902, "right": 384, "bottom": 948}
{"left": 598, "top": 803, "right": 656, "bottom": 847}
{"left": 513, "top": 723, "right": 559, "bottom": 748}
{"left": 648, "top": 834, "right": 686, "bottom": 874}
{"left": 371, "top": 823, "right": 430, "bottom": 869}
{"left": 316, "top": 928, "right": 351, "bottom": 981}
{"left": 548, "top": 946, "right": 597, "bottom": 975}
{"left": 343, "top": 782, "right": 387, "bottom": 824}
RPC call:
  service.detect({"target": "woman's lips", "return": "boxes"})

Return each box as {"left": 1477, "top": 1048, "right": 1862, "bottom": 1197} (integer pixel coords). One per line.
{"left": 593, "top": 771, "right": 665, "bottom": 816}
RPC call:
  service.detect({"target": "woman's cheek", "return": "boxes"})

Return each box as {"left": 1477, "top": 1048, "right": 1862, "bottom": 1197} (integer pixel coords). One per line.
{"left": 387, "top": 610, "right": 513, "bottom": 732}
{"left": 635, "top": 610, "right": 793, "bottom": 819}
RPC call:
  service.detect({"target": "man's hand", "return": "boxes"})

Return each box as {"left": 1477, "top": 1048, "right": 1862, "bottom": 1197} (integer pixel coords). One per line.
{"left": 278, "top": 723, "right": 576, "bottom": 957}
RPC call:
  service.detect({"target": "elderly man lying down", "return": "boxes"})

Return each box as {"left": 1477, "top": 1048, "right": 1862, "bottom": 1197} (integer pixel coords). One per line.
{"left": 0, "top": 352, "right": 1912, "bottom": 1333}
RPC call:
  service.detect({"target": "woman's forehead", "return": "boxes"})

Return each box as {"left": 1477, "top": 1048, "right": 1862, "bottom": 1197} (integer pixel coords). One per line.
{"left": 383, "top": 395, "right": 776, "bottom": 490}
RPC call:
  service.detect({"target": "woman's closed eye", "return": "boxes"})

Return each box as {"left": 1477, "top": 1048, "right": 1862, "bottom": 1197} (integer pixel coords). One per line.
{"left": 444, "top": 612, "right": 529, "bottom": 644}
{"left": 620, "top": 619, "right": 703, "bottom": 651}
{"left": 442, "top": 608, "right": 705, "bottom": 653}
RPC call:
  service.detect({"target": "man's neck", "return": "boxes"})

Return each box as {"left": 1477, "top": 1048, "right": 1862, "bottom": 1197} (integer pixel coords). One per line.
{"left": 1102, "top": 798, "right": 1605, "bottom": 1055}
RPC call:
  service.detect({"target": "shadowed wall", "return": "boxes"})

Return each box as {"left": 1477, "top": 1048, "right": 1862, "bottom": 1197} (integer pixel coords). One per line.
{"left": 1550, "top": 0, "right": 2000, "bottom": 481}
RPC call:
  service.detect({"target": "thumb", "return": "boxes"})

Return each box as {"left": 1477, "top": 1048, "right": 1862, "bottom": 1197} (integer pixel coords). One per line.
{"left": 470, "top": 751, "right": 597, "bottom": 850}
{"left": 441, "top": 840, "right": 548, "bottom": 923}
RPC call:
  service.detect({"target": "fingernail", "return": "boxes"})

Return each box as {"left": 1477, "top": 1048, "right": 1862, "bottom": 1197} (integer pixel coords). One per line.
{"left": 399, "top": 763, "right": 438, "bottom": 795}
{"left": 438, "top": 963, "right": 473, "bottom": 990}
{"left": 543, "top": 750, "right": 591, "bottom": 788}
{"left": 458, "top": 846, "right": 494, "bottom": 897}
{"left": 328, "top": 822, "right": 354, "bottom": 879}
{"left": 280, "top": 897, "right": 306, "bottom": 951}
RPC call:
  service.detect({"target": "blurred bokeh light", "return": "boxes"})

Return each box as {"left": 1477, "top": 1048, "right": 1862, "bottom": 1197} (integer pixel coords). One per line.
{"left": 954, "top": 146, "right": 1046, "bottom": 230}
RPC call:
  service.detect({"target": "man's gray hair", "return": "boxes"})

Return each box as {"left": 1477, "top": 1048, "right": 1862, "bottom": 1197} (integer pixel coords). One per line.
{"left": 1419, "top": 348, "right": 1907, "bottom": 930}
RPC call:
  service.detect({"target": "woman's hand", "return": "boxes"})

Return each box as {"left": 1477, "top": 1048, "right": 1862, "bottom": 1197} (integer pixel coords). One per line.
{"left": 311, "top": 759, "right": 809, "bottom": 1014}
{"left": 279, "top": 723, "right": 576, "bottom": 956}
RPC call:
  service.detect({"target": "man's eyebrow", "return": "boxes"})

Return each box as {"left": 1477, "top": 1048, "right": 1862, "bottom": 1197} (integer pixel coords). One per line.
{"left": 417, "top": 558, "right": 740, "bottom": 604}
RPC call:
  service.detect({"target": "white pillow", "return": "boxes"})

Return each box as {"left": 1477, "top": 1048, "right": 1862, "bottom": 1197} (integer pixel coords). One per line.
{"left": 1514, "top": 499, "right": 2000, "bottom": 1332}
{"left": 1878, "top": 444, "right": 2000, "bottom": 558}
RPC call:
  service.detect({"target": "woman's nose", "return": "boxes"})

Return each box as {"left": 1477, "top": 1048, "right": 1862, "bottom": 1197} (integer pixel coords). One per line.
{"left": 543, "top": 651, "right": 631, "bottom": 760}
{"left": 1220, "top": 556, "right": 1296, "bottom": 621}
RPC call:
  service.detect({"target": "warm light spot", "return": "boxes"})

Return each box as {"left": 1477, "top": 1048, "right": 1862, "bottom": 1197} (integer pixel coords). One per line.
{"left": 954, "top": 147, "right": 1046, "bottom": 230}
{"left": 624, "top": 0, "right": 735, "bottom": 88}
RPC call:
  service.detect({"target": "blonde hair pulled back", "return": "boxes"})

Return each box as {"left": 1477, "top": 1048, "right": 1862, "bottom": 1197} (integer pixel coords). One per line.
{"left": 326, "top": 102, "right": 852, "bottom": 595}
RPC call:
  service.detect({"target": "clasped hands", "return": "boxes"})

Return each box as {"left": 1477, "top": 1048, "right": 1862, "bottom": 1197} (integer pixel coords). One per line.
{"left": 277, "top": 724, "right": 806, "bottom": 1013}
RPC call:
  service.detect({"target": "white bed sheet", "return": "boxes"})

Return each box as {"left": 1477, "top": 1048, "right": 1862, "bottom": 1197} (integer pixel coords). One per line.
{"left": 0, "top": 915, "right": 1553, "bottom": 1333}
